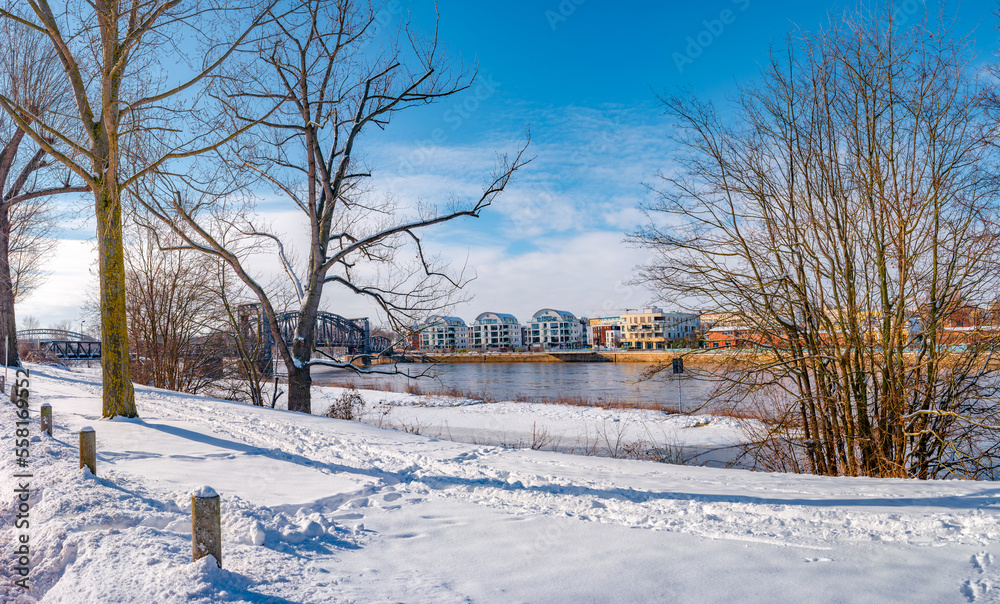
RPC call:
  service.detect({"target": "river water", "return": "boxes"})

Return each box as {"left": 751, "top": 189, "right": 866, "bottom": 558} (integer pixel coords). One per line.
{"left": 310, "top": 362, "right": 722, "bottom": 411}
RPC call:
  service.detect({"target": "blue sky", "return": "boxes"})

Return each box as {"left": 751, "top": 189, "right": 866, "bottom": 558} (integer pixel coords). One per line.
{"left": 25, "top": 0, "right": 1000, "bottom": 327}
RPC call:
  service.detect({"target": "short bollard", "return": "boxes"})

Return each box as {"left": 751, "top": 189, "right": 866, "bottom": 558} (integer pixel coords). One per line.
{"left": 40, "top": 403, "right": 52, "bottom": 436}
{"left": 79, "top": 427, "right": 96, "bottom": 475}
{"left": 191, "top": 487, "right": 222, "bottom": 568}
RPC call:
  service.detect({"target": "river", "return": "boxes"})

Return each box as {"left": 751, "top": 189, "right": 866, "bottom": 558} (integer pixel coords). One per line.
{"left": 309, "top": 362, "right": 723, "bottom": 412}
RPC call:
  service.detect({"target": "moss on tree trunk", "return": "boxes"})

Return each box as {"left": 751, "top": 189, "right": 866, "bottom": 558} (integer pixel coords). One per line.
{"left": 95, "top": 184, "right": 136, "bottom": 418}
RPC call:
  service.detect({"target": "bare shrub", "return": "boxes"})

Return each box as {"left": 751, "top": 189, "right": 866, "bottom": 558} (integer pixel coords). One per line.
{"left": 324, "top": 388, "right": 366, "bottom": 421}
{"left": 19, "top": 345, "right": 64, "bottom": 367}
{"left": 597, "top": 420, "right": 630, "bottom": 459}
{"left": 396, "top": 419, "right": 423, "bottom": 435}
{"left": 530, "top": 422, "right": 561, "bottom": 451}
{"left": 362, "top": 402, "right": 394, "bottom": 429}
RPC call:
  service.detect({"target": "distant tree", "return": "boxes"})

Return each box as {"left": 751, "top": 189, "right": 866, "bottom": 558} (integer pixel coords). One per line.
{"left": 632, "top": 10, "right": 1000, "bottom": 478}
{"left": 206, "top": 253, "right": 293, "bottom": 408}
{"left": 48, "top": 319, "right": 72, "bottom": 333}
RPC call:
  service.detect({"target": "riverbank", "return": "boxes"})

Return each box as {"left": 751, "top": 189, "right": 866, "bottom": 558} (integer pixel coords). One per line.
{"left": 392, "top": 350, "right": 733, "bottom": 365}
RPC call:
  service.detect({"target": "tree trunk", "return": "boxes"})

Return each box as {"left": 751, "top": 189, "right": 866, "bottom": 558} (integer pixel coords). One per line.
{"left": 286, "top": 363, "right": 312, "bottom": 414}
{"left": 284, "top": 277, "right": 325, "bottom": 414}
{"left": 96, "top": 184, "right": 136, "bottom": 418}
{"left": 0, "top": 203, "right": 19, "bottom": 367}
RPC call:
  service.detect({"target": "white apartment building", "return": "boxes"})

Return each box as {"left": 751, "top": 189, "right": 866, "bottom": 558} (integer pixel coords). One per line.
{"left": 468, "top": 312, "right": 523, "bottom": 350}
{"left": 525, "top": 308, "right": 585, "bottom": 349}
{"left": 621, "top": 307, "right": 700, "bottom": 350}
{"left": 418, "top": 316, "right": 468, "bottom": 351}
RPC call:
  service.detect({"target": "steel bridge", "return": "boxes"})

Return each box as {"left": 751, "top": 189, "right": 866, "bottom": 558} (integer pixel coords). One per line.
{"left": 274, "top": 312, "right": 391, "bottom": 356}
{"left": 238, "top": 306, "right": 392, "bottom": 357}
{"left": 18, "top": 330, "right": 101, "bottom": 360}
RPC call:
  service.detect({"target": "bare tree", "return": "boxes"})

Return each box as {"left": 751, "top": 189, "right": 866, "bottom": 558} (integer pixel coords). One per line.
{"left": 0, "top": 18, "right": 87, "bottom": 366}
{"left": 632, "top": 10, "right": 1000, "bottom": 479}
{"left": 207, "top": 254, "right": 290, "bottom": 408}
{"left": 124, "top": 225, "right": 222, "bottom": 393}
{"left": 140, "top": 0, "right": 529, "bottom": 414}
{"left": 0, "top": 1, "right": 276, "bottom": 416}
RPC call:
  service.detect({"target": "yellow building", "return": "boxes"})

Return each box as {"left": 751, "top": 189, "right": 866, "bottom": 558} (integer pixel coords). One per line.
{"left": 621, "top": 307, "right": 700, "bottom": 350}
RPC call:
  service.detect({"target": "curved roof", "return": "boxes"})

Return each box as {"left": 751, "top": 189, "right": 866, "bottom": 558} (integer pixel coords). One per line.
{"left": 530, "top": 308, "right": 577, "bottom": 322}
{"left": 424, "top": 315, "right": 466, "bottom": 327}
{"left": 473, "top": 312, "right": 520, "bottom": 325}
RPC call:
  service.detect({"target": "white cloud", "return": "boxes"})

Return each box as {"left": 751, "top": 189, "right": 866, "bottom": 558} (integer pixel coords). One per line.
{"left": 17, "top": 239, "right": 97, "bottom": 328}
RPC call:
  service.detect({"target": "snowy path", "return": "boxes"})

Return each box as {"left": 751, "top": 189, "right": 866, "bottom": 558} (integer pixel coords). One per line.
{"left": 4, "top": 365, "right": 1000, "bottom": 602}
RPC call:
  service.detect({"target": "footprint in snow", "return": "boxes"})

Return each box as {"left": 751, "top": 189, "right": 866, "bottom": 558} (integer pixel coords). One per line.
{"left": 962, "top": 579, "right": 992, "bottom": 602}
{"left": 973, "top": 553, "right": 995, "bottom": 574}
{"left": 961, "top": 552, "right": 998, "bottom": 602}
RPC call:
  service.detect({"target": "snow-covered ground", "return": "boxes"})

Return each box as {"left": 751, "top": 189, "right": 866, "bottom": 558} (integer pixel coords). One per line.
{"left": 4, "top": 364, "right": 1000, "bottom": 603}
{"left": 311, "top": 386, "right": 750, "bottom": 466}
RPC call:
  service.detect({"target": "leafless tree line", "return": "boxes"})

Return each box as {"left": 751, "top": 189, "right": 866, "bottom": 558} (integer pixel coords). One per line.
{"left": 0, "top": 0, "right": 526, "bottom": 417}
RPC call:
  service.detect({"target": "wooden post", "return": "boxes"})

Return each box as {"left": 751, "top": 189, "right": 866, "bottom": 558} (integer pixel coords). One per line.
{"left": 191, "top": 487, "right": 222, "bottom": 568}
{"left": 40, "top": 403, "right": 52, "bottom": 436}
{"left": 79, "top": 427, "right": 96, "bottom": 475}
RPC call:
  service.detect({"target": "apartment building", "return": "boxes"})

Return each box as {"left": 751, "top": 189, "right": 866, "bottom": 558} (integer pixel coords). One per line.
{"left": 418, "top": 316, "right": 468, "bottom": 351}
{"left": 588, "top": 312, "right": 626, "bottom": 348}
{"left": 468, "top": 312, "right": 523, "bottom": 350}
{"left": 525, "top": 308, "right": 585, "bottom": 349}
{"left": 621, "top": 307, "right": 700, "bottom": 350}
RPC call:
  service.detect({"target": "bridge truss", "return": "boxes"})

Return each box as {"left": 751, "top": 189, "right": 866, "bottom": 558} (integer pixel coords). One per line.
{"left": 18, "top": 330, "right": 102, "bottom": 360}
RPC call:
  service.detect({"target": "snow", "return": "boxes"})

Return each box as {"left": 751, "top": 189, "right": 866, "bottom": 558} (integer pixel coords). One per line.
{"left": 193, "top": 486, "right": 218, "bottom": 499}
{"left": 312, "top": 386, "right": 748, "bottom": 465}
{"left": 4, "top": 364, "right": 1000, "bottom": 602}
